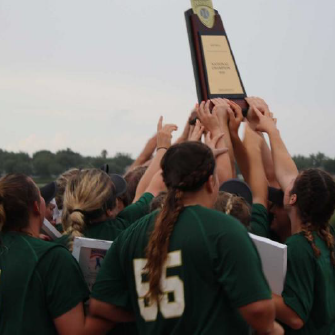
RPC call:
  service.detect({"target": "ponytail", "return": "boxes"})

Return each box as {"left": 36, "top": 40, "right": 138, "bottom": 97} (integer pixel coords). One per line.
{"left": 145, "top": 189, "right": 184, "bottom": 302}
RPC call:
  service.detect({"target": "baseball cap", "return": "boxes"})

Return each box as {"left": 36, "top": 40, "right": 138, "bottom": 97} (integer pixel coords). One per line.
{"left": 219, "top": 178, "right": 253, "bottom": 207}
{"left": 40, "top": 182, "right": 56, "bottom": 204}
{"left": 100, "top": 164, "right": 127, "bottom": 197}
{"left": 268, "top": 187, "right": 284, "bottom": 206}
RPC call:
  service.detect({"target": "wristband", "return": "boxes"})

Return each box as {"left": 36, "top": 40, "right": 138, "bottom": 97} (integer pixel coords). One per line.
{"left": 157, "top": 147, "right": 168, "bottom": 151}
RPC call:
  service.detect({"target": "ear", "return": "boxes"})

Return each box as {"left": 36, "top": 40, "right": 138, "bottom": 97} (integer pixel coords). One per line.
{"left": 32, "top": 201, "right": 41, "bottom": 215}
{"left": 289, "top": 193, "right": 297, "bottom": 206}
{"left": 205, "top": 175, "right": 215, "bottom": 194}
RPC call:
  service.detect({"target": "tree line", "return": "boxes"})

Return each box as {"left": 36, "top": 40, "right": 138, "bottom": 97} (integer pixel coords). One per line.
{"left": 1, "top": 149, "right": 335, "bottom": 179}
{"left": 0, "top": 148, "right": 133, "bottom": 178}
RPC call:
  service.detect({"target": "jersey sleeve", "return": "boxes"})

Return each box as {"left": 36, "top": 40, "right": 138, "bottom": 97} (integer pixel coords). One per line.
{"left": 114, "top": 192, "right": 154, "bottom": 229}
{"left": 282, "top": 235, "right": 316, "bottom": 322}
{"left": 37, "top": 246, "right": 90, "bottom": 319}
{"left": 249, "top": 204, "right": 270, "bottom": 238}
{"left": 213, "top": 219, "right": 271, "bottom": 308}
{"left": 91, "top": 236, "right": 130, "bottom": 308}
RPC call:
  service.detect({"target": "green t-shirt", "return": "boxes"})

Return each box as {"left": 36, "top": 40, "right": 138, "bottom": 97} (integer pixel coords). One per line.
{"left": 282, "top": 231, "right": 335, "bottom": 334}
{"left": 249, "top": 203, "right": 270, "bottom": 237}
{"left": 55, "top": 192, "right": 154, "bottom": 247}
{"left": 92, "top": 205, "right": 271, "bottom": 335}
{"left": 0, "top": 232, "right": 89, "bottom": 335}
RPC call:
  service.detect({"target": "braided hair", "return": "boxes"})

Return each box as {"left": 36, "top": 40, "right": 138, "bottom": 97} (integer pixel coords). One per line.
{"left": 291, "top": 169, "right": 335, "bottom": 266}
{"left": 63, "top": 169, "right": 116, "bottom": 251}
{"left": 145, "top": 142, "right": 216, "bottom": 302}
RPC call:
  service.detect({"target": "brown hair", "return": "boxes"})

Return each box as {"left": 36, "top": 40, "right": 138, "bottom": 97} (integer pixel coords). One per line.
{"left": 119, "top": 166, "right": 147, "bottom": 207}
{"left": 145, "top": 142, "right": 216, "bottom": 302}
{"left": 63, "top": 169, "right": 116, "bottom": 251}
{"left": 214, "top": 191, "right": 251, "bottom": 228}
{"left": 290, "top": 169, "right": 335, "bottom": 266}
{"left": 149, "top": 191, "right": 167, "bottom": 213}
{"left": 0, "top": 174, "right": 40, "bottom": 232}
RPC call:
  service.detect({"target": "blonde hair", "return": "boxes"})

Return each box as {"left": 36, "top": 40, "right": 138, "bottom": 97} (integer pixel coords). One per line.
{"left": 214, "top": 191, "right": 251, "bottom": 228}
{"left": 55, "top": 168, "right": 80, "bottom": 210}
{"left": 63, "top": 169, "right": 116, "bottom": 251}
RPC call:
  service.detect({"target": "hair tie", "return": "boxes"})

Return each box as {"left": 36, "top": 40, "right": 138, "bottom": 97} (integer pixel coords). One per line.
{"left": 225, "top": 195, "right": 234, "bottom": 215}
{"left": 72, "top": 209, "right": 85, "bottom": 215}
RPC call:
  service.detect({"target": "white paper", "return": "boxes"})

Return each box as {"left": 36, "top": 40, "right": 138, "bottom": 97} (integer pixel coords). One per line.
{"left": 41, "top": 218, "right": 62, "bottom": 240}
{"left": 249, "top": 233, "right": 287, "bottom": 295}
{"left": 72, "top": 237, "right": 113, "bottom": 291}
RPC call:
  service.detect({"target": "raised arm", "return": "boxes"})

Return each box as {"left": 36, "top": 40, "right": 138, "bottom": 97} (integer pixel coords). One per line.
{"left": 127, "top": 134, "right": 157, "bottom": 172}
{"left": 253, "top": 108, "right": 298, "bottom": 191}
{"left": 197, "top": 100, "right": 232, "bottom": 184}
{"left": 243, "top": 124, "right": 268, "bottom": 207}
{"left": 227, "top": 100, "right": 249, "bottom": 181}
{"left": 212, "top": 98, "right": 236, "bottom": 177}
{"left": 133, "top": 117, "right": 177, "bottom": 202}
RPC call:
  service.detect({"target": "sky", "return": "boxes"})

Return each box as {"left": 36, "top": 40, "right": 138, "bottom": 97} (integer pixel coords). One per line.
{"left": 0, "top": 0, "right": 335, "bottom": 159}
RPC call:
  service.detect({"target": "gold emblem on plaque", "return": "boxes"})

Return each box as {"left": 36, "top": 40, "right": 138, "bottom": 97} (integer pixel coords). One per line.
{"left": 191, "top": 0, "right": 215, "bottom": 29}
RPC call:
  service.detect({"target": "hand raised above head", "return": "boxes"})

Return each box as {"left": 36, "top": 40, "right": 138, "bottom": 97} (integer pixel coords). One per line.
{"left": 245, "top": 97, "right": 272, "bottom": 130}
{"left": 204, "top": 131, "right": 228, "bottom": 158}
{"left": 188, "top": 119, "right": 205, "bottom": 142}
{"left": 157, "top": 116, "right": 178, "bottom": 149}
{"left": 197, "top": 100, "right": 220, "bottom": 135}
{"left": 252, "top": 107, "right": 277, "bottom": 134}
{"left": 227, "top": 100, "right": 243, "bottom": 135}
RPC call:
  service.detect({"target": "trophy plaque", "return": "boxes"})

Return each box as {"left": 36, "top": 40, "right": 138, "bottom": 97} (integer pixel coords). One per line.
{"left": 185, "top": 0, "right": 248, "bottom": 115}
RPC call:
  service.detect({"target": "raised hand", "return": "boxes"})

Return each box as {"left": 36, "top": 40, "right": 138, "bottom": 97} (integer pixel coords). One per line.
{"left": 227, "top": 100, "right": 244, "bottom": 135}
{"left": 188, "top": 119, "right": 205, "bottom": 142}
{"left": 211, "top": 98, "right": 231, "bottom": 127}
{"left": 253, "top": 107, "right": 277, "bottom": 134}
{"left": 205, "top": 132, "right": 228, "bottom": 158}
{"left": 157, "top": 116, "right": 178, "bottom": 149}
{"left": 197, "top": 100, "right": 220, "bottom": 135}
{"left": 245, "top": 97, "right": 271, "bottom": 130}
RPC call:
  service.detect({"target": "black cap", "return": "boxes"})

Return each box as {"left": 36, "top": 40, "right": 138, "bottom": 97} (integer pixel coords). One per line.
{"left": 100, "top": 164, "right": 127, "bottom": 197}
{"left": 219, "top": 178, "right": 253, "bottom": 207}
{"left": 268, "top": 187, "right": 284, "bottom": 206}
{"left": 110, "top": 174, "right": 127, "bottom": 197}
{"left": 40, "top": 182, "right": 56, "bottom": 204}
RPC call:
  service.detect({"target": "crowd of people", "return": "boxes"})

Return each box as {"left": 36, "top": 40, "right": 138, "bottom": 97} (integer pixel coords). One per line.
{"left": 0, "top": 97, "right": 334, "bottom": 334}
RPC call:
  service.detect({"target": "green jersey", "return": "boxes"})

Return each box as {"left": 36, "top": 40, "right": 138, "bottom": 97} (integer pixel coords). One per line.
{"left": 249, "top": 203, "right": 270, "bottom": 237}
{"left": 282, "top": 231, "right": 335, "bottom": 334}
{"left": 92, "top": 205, "right": 271, "bottom": 335}
{"left": 55, "top": 192, "right": 154, "bottom": 247}
{"left": 0, "top": 232, "right": 89, "bottom": 335}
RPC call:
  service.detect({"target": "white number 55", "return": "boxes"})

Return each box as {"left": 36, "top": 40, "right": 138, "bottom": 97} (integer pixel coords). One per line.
{"left": 133, "top": 250, "right": 185, "bottom": 321}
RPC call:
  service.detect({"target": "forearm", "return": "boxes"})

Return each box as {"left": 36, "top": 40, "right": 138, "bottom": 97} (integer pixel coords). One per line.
{"left": 245, "top": 142, "right": 268, "bottom": 207}
{"left": 134, "top": 149, "right": 166, "bottom": 202}
{"left": 260, "top": 135, "right": 280, "bottom": 188}
{"left": 212, "top": 128, "right": 232, "bottom": 184}
{"left": 218, "top": 122, "right": 236, "bottom": 177}
{"left": 268, "top": 129, "right": 299, "bottom": 190}
{"left": 231, "top": 132, "right": 249, "bottom": 182}
{"left": 272, "top": 293, "right": 304, "bottom": 330}
{"left": 82, "top": 316, "right": 115, "bottom": 335}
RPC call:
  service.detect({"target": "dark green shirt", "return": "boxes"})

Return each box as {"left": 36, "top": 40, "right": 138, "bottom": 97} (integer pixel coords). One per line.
{"left": 282, "top": 231, "right": 335, "bottom": 334}
{"left": 249, "top": 203, "right": 270, "bottom": 237}
{"left": 0, "top": 232, "right": 89, "bottom": 335}
{"left": 92, "top": 206, "right": 271, "bottom": 335}
{"left": 55, "top": 192, "right": 154, "bottom": 247}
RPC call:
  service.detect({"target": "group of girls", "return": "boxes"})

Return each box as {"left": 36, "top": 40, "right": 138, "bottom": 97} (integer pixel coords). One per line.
{"left": 0, "top": 97, "right": 334, "bottom": 335}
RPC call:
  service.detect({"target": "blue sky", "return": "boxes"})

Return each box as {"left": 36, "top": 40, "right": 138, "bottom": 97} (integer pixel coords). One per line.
{"left": 1, "top": 0, "right": 335, "bottom": 158}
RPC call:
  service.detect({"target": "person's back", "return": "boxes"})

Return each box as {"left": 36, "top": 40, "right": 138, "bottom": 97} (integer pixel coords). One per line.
{"left": 94, "top": 206, "right": 271, "bottom": 334}
{"left": 0, "top": 232, "right": 88, "bottom": 334}
{"left": 283, "top": 229, "right": 335, "bottom": 335}
{"left": 91, "top": 141, "right": 278, "bottom": 334}
{"left": 0, "top": 174, "right": 89, "bottom": 335}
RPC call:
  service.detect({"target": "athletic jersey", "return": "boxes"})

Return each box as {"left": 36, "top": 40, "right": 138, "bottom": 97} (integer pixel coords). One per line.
{"left": 282, "top": 230, "right": 335, "bottom": 334}
{"left": 0, "top": 231, "right": 89, "bottom": 335}
{"left": 55, "top": 192, "right": 154, "bottom": 247}
{"left": 92, "top": 205, "right": 271, "bottom": 335}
